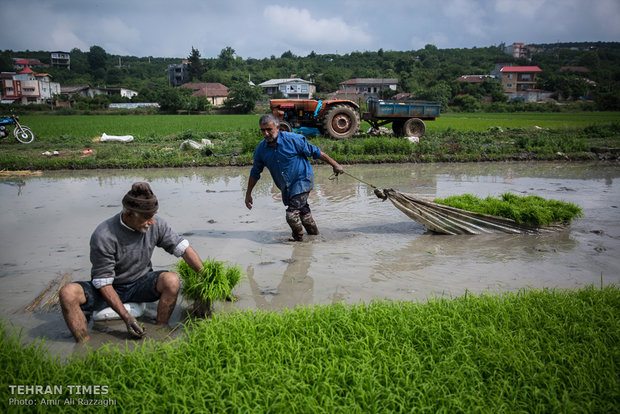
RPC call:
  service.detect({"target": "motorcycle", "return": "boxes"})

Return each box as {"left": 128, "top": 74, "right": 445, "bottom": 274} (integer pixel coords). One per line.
{"left": 0, "top": 112, "right": 35, "bottom": 144}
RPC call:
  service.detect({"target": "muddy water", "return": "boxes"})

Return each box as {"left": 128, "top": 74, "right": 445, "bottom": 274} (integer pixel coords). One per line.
{"left": 1, "top": 161, "right": 619, "bottom": 356}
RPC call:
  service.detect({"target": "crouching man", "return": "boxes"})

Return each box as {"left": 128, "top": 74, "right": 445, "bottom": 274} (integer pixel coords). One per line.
{"left": 60, "top": 182, "right": 205, "bottom": 342}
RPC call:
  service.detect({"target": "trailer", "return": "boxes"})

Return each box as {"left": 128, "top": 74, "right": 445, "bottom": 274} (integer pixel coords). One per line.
{"left": 363, "top": 98, "right": 441, "bottom": 137}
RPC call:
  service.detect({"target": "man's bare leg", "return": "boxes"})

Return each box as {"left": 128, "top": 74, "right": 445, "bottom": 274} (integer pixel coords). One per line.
{"left": 156, "top": 271, "right": 180, "bottom": 325}
{"left": 59, "top": 283, "right": 90, "bottom": 343}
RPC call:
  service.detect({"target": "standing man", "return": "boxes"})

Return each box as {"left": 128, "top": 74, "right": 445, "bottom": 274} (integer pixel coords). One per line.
{"left": 245, "top": 114, "right": 344, "bottom": 241}
{"left": 59, "top": 182, "right": 205, "bottom": 342}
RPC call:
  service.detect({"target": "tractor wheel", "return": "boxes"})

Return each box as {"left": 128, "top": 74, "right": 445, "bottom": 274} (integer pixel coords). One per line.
{"left": 322, "top": 105, "right": 360, "bottom": 139}
{"left": 279, "top": 120, "right": 292, "bottom": 132}
{"left": 392, "top": 120, "right": 404, "bottom": 136}
{"left": 402, "top": 118, "right": 426, "bottom": 137}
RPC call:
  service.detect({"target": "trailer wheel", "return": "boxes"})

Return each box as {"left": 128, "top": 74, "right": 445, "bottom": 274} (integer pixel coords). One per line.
{"left": 403, "top": 118, "right": 426, "bottom": 137}
{"left": 323, "top": 105, "right": 360, "bottom": 139}
{"left": 392, "top": 120, "right": 404, "bottom": 136}
{"left": 279, "top": 120, "right": 292, "bottom": 132}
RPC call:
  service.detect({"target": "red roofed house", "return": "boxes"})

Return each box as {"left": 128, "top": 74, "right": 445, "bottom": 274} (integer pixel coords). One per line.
{"left": 13, "top": 58, "right": 45, "bottom": 70}
{"left": 1, "top": 66, "right": 60, "bottom": 104}
{"left": 499, "top": 66, "right": 542, "bottom": 98}
{"left": 179, "top": 82, "right": 229, "bottom": 106}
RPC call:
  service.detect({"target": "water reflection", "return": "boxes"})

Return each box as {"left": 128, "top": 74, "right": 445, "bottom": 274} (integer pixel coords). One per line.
{"left": 2, "top": 179, "right": 26, "bottom": 195}
{"left": 247, "top": 242, "right": 314, "bottom": 310}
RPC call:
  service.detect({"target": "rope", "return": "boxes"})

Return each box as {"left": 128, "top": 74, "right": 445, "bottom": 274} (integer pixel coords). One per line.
{"left": 330, "top": 171, "right": 378, "bottom": 189}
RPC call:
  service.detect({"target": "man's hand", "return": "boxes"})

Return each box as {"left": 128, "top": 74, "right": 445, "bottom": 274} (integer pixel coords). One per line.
{"left": 332, "top": 163, "right": 344, "bottom": 176}
{"left": 245, "top": 194, "right": 253, "bottom": 210}
{"left": 125, "top": 315, "right": 146, "bottom": 339}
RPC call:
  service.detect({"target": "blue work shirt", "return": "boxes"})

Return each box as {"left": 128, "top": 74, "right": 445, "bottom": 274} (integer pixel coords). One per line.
{"left": 250, "top": 131, "right": 322, "bottom": 205}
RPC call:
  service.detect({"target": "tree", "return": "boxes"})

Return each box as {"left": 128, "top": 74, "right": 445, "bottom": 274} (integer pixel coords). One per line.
{"left": 415, "top": 81, "right": 452, "bottom": 110}
{"left": 69, "top": 48, "right": 89, "bottom": 74}
{"left": 0, "top": 52, "right": 13, "bottom": 72}
{"left": 217, "top": 46, "right": 236, "bottom": 70}
{"left": 224, "top": 82, "right": 264, "bottom": 113}
{"left": 452, "top": 94, "right": 481, "bottom": 112}
{"left": 87, "top": 45, "right": 107, "bottom": 72}
{"left": 158, "top": 86, "right": 183, "bottom": 112}
{"left": 187, "top": 47, "right": 205, "bottom": 81}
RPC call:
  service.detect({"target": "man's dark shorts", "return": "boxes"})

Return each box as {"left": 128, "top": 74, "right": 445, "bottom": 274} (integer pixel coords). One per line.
{"left": 76, "top": 270, "right": 164, "bottom": 315}
{"left": 286, "top": 191, "right": 311, "bottom": 215}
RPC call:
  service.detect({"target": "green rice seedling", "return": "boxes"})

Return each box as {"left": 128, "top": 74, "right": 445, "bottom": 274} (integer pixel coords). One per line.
{"left": 435, "top": 192, "right": 583, "bottom": 226}
{"left": 174, "top": 258, "right": 244, "bottom": 304}
{"left": 1, "top": 285, "right": 618, "bottom": 412}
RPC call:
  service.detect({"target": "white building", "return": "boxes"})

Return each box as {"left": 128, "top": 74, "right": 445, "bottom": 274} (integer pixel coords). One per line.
{"left": 0, "top": 67, "right": 60, "bottom": 104}
{"left": 258, "top": 78, "right": 315, "bottom": 99}
{"left": 338, "top": 78, "right": 398, "bottom": 95}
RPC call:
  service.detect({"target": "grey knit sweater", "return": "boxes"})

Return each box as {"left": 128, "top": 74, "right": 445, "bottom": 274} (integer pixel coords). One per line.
{"left": 89, "top": 213, "right": 185, "bottom": 285}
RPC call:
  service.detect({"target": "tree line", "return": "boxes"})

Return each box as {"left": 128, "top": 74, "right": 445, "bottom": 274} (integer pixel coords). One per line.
{"left": 1, "top": 41, "right": 619, "bottom": 112}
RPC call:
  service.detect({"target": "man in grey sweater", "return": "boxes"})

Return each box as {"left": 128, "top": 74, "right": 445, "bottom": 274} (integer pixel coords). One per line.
{"left": 59, "top": 182, "right": 205, "bottom": 343}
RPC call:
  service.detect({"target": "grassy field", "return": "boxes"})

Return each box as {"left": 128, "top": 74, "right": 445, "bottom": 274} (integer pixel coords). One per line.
{"left": 432, "top": 111, "right": 620, "bottom": 131}
{"left": 15, "top": 112, "right": 620, "bottom": 139}
{"left": 1, "top": 285, "right": 617, "bottom": 412}
{"left": 0, "top": 112, "right": 618, "bottom": 170}
{"left": 18, "top": 114, "right": 259, "bottom": 139}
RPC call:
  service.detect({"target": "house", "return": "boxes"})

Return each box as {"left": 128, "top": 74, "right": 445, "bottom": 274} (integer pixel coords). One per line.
{"left": 60, "top": 84, "right": 91, "bottom": 98}
{"left": 338, "top": 78, "right": 398, "bottom": 95}
{"left": 168, "top": 61, "right": 189, "bottom": 86}
{"left": 503, "top": 42, "right": 535, "bottom": 60}
{"left": 392, "top": 92, "right": 416, "bottom": 100}
{"left": 499, "top": 66, "right": 542, "bottom": 97}
{"left": 1, "top": 67, "right": 60, "bottom": 104}
{"left": 12, "top": 58, "right": 46, "bottom": 70}
{"left": 50, "top": 51, "right": 70, "bottom": 70}
{"left": 456, "top": 75, "right": 495, "bottom": 83}
{"left": 59, "top": 85, "right": 138, "bottom": 100}
{"left": 499, "top": 66, "right": 554, "bottom": 102}
{"left": 258, "top": 78, "right": 315, "bottom": 99}
{"left": 179, "top": 82, "right": 229, "bottom": 106}
{"left": 96, "top": 87, "right": 138, "bottom": 99}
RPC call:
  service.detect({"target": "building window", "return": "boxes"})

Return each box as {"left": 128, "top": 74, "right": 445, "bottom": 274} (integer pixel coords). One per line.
{"left": 506, "top": 84, "right": 513, "bottom": 88}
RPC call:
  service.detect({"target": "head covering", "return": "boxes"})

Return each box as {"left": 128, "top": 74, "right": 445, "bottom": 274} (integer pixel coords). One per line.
{"left": 122, "top": 182, "right": 158, "bottom": 214}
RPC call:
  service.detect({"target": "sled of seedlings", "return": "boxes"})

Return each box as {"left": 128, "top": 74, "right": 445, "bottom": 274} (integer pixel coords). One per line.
{"left": 175, "top": 259, "right": 244, "bottom": 318}
{"left": 375, "top": 189, "right": 583, "bottom": 235}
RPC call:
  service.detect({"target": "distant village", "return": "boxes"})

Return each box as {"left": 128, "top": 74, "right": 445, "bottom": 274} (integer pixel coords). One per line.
{"left": 1, "top": 43, "right": 597, "bottom": 108}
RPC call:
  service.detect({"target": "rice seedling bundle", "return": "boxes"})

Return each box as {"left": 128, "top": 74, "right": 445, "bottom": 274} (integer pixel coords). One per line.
{"left": 174, "top": 258, "right": 243, "bottom": 303}
{"left": 435, "top": 192, "right": 583, "bottom": 227}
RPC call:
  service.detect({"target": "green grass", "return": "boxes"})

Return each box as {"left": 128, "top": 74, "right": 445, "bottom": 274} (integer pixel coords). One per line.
{"left": 174, "top": 258, "right": 243, "bottom": 303}
{"left": 435, "top": 192, "right": 584, "bottom": 226}
{"left": 1, "top": 113, "right": 618, "bottom": 170}
{"left": 1, "top": 285, "right": 618, "bottom": 412}
{"left": 18, "top": 114, "right": 260, "bottom": 139}
{"left": 20, "top": 112, "right": 620, "bottom": 139}
{"left": 426, "top": 112, "right": 620, "bottom": 132}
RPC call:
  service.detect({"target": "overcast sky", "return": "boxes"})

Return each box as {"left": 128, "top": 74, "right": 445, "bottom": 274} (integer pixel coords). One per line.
{"left": 2, "top": 0, "right": 619, "bottom": 59}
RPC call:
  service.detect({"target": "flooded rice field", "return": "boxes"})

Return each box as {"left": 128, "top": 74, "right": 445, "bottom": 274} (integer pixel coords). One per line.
{"left": 1, "top": 161, "right": 619, "bottom": 355}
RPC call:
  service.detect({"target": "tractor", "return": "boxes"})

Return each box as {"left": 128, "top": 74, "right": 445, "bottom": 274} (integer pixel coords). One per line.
{"left": 270, "top": 97, "right": 441, "bottom": 139}
{"left": 269, "top": 99, "right": 361, "bottom": 139}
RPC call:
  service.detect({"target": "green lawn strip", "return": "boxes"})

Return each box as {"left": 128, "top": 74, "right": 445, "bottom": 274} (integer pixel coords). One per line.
{"left": 2, "top": 285, "right": 618, "bottom": 412}
{"left": 1, "top": 115, "right": 618, "bottom": 170}
{"left": 435, "top": 193, "right": 584, "bottom": 226}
